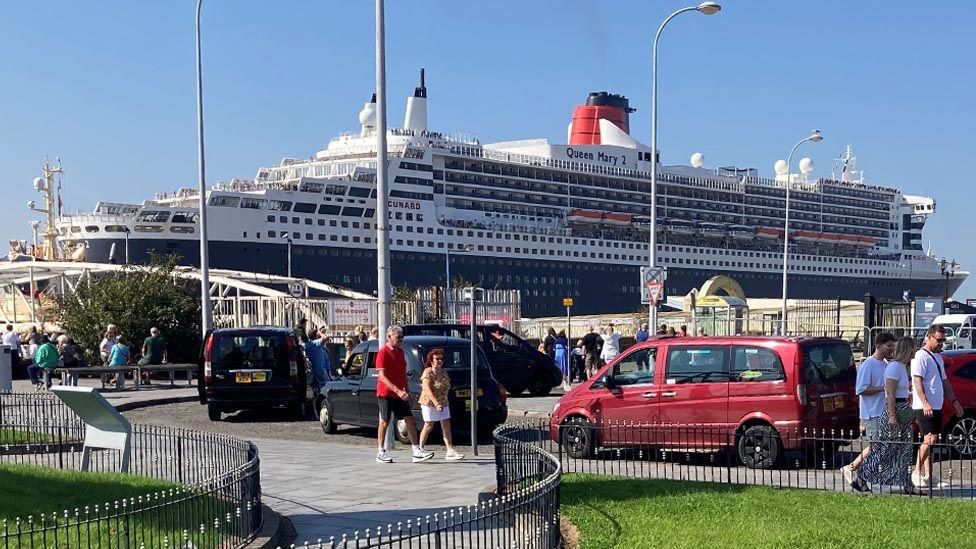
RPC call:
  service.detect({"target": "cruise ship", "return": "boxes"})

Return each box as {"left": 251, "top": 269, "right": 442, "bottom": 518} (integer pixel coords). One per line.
{"left": 48, "top": 73, "right": 966, "bottom": 317}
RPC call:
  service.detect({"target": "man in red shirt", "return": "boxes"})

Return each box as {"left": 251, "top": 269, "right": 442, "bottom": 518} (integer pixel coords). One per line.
{"left": 376, "top": 325, "right": 433, "bottom": 463}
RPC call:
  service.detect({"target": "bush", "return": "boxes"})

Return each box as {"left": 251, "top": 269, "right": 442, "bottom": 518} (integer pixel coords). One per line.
{"left": 55, "top": 258, "right": 202, "bottom": 364}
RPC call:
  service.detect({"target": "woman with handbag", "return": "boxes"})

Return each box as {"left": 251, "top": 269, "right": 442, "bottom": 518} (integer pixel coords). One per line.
{"left": 857, "top": 336, "right": 918, "bottom": 492}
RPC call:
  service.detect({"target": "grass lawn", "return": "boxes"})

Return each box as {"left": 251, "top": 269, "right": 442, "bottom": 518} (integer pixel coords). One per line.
{"left": 0, "top": 427, "right": 61, "bottom": 444}
{"left": 562, "top": 474, "right": 976, "bottom": 548}
{"left": 0, "top": 464, "right": 238, "bottom": 547}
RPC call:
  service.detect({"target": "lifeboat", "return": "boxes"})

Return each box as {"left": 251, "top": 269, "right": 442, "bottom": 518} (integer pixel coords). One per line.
{"left": 856, "top": 236, "right": 878, "bottom": 248}
{"left": 697, "top": 221, "right": 727, "bottom": 238}
{"left": 817, "top": 232, "right": 842, "bottom": 245}
{"left": 602, "top": 212, "right": 633, "bottom": 226}
{"left": 729, "top": 225, "right": 754, "bottom": 240}
{"left": 792, "top": 230, "right": 820, "bottom": 243}
{"left": 756, "top": 226, "right": 785, "bottom": 240}
{"left": 664, "top": 219, "right": 697, "bottom": 235}
{"left": 566, "top": 209, "right": 603, "bottom": 224}
{"left": 836, "top": 234, "right": 861, "bottom": 246}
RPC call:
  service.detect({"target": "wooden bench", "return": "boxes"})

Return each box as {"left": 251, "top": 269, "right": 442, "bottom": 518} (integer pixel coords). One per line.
{"left": 137, "top": 364, "right": 197, "bottom": 387}
{"left": 55, "top": 366, "right": 139, "bottom": 389}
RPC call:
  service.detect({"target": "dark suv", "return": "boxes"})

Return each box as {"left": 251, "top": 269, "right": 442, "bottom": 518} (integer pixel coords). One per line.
{"left": 198, "top": 327, "right": 309, "bottom": 421}
{"left": 316, "top": 336, "right": 508, "bottom": 441}
{"left": 401, "top": 324, "right": 562, "bottom": 396}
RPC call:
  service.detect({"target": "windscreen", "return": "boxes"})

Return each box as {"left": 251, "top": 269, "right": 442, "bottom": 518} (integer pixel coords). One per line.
{"left": 212, "top": 334, "right": 288, "bottom": 370}
{"left": 802, "top": 344, "right": 855, "bottom": 385}
{"left": 407, "top": 345, "right": 490, "bottom": 371}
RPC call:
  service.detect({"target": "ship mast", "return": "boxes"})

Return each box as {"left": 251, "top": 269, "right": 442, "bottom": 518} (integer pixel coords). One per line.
{"left": 28, "top": 159, "right": 63, "bottom": 261}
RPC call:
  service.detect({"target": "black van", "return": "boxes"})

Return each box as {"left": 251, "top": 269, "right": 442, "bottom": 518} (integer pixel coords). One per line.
{"left": 316, "top": 336, "right": 508, "bottom": 441}
{"left": 401, "top": 324, "right": 562, "bottom": 396}
{"left": 198, "top": 327, "right": 309, "bottom": 421}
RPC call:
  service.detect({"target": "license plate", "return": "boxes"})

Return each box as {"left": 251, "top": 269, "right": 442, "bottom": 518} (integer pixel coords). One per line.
{"left": 455, "top": 389, "right": 484, "bottom": 398}
{"left": 253, "top": 372, "right": 267, "bottom": 382}
{"left": 833, "top": 395, "right": 845, "bottom": 409}
{"left": 236, "top": 372, "right": 251, "bottom": 383}
{"left": 822, "top": 396, "right": 834, "bottom": 412}
{"left": 464, "top": 401, "right": 472, "bottom": 411}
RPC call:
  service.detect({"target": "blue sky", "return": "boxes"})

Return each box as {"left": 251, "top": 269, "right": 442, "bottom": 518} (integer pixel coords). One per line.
{"left": 2, "top": 1, "right": 974, "bottom": 296}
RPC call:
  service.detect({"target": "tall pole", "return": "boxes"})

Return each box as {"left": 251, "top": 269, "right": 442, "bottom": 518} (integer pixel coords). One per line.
{"left": 287, "top": 238, "right": 293, "bottom": 278}
{"left": 780, "top": 131, "right": 822, "bottom": 334}
{"left": 195, "top": 0, "right": 213, "bottom": 337}
{"left": 123, "top": 228, "right": 130, "bottom": 265}
{"left": 648, "top": 3, "right": 720, "bottom": 330}
{"left": 469, "top": 289, "right": 478, "bottom": 456}
{"left": 375, "top": 0, "right": 391, "bottom": 337}
{"left": 445, "top": 247, "right": 451, "bottom": 318}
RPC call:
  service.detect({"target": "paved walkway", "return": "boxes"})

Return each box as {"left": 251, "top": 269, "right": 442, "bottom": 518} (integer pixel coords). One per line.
{"left": 255, "top": 438, "right": 496, "bottom": 543}
{"left": 10, "top": 378, "right": 198, "bottom": 410}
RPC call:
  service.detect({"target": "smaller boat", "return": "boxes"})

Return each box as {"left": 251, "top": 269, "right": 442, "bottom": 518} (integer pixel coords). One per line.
{"left": 697, "top": 221, "right": 727, "bottom": 238}
{"left": 756, "top": 226, "right": 785, "bottom": 240}
{"left": 602, "top": 212, "right": 632, "bottom": 226}
{"left": 792, "top": 230, "right": 820, "bottom": 243}
{"left": 664, "top": 218, "right": 697, "bottom": 235}
{"left": 729, "top": 225, "right": 754, "bottom": 240}
{"left": 817, "top": 232, "right": 842, "bottom": 245}
{"left": 856, "top": 236, "right": 877, "bottom": 248}
{"left": 566, "top": 209, "right": 603, "bottom": 224}
{"left": 837, "top": 234, "right": 862, "bottom": 246}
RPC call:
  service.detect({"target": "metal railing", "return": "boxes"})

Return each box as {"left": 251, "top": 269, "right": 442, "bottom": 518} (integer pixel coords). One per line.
{"left": 0, "top": 392, "right": 262, "bottom": 548}
{"left": 524, "top": 418, "right": 976, "bottom": 498}
{"left": 286, "top": 421, "right": 561, "bottom": 549}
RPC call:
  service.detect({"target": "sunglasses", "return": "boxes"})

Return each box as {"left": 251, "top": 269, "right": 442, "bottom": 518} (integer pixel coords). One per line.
{"left": 934, "top": 337, "right": 947, "bottom": 343}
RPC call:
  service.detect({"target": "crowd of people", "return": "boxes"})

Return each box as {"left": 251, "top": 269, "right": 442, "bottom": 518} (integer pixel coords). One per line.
{"left": 2, "top": 323, "right": 169, "bottom": 391}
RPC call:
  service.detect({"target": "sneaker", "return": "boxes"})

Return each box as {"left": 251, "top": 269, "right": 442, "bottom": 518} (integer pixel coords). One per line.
{"left": 376, "top": 451, "right": 394, "bottom": 464}
{"left": 445, "top": 448, "right": 465, "bottom": 461}
{"left": 853, "top": 478, "right": 871, "bottom": 493}
{"left": 411, "top": 450, "right": 434, "bottom": 463}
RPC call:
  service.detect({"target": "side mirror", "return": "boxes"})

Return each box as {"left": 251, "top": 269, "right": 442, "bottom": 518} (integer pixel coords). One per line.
{"left": 604, "top": 372, "right": 617, "bottom": 390}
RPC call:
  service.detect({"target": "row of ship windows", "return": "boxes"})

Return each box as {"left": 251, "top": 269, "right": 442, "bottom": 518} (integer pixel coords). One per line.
{"left": 661, "top": 257, "right": 887, "bottom": 275}
{"left": 661, "top": 245, "right": 890, "bottom": 266}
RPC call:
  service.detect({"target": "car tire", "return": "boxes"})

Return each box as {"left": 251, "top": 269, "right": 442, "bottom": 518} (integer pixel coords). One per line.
{"left": 945, "top": 415, "right": 976, "bottom": 458}
{"left": 317, "top": 398, "right": 337, "bottom": 434}
{"left": 527, "top": 373, "right": 553, "bottom": 397}
{"left": 561, "top": 417, "right": 595, "bottom": 459}
{"left": 737, "top": 424, "right": 781, "bottom": 469}
{"left": 207, "top": 404, "right": 221, "bottom": 422}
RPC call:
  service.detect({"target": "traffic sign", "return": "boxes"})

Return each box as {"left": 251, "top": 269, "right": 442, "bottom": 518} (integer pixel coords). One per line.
{"left": 640, "top": 266, "right": 668, "bottom": 304}
{"left": 288, "top": 281, "right": 305, "bottom": 298}
{"left": 646, "top": 282, "right": 664, "bottom": 305}
{"left": 562, "top": 297, "right": 574, "bottom": 307}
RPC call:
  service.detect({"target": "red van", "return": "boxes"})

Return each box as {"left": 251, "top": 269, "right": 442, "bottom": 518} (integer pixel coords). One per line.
{"left": 549, "top": 336, "right": 859, "bottom": 469}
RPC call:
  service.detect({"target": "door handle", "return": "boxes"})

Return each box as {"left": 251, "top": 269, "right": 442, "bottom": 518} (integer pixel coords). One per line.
{"left": 642, "top": 392, "right": 657, "bottom": 398}
{"left": 661, "top": 391, "right": 677, "bottom": 397}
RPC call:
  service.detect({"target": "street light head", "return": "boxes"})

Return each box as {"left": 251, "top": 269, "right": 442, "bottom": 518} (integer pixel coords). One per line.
{"left": 28, "top": 221, "right": 40, "bottom": 229}
{"left": 809, "top": 129, "right": 823, "bottom": 142}
{"left": 696, "top": 2, "right": 721, "bottom": 15}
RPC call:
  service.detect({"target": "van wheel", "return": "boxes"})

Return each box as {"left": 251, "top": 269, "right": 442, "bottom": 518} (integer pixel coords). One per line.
{"left": 945, "top": 415, "right": 976, "bottom": 458}
{"left": 561, "top": 417, "right": 595, "bottom": 459}
{"left": 317, "top": 398, "right": 337, "bottom": 434}
{"left": 207, "top": 404, "right": 221, "bottom": 422}
{"left": 738, "top": 425, "right": 781, "bottom": 469}
{"left": 527, "top": 373, "right": 553, "bottom": 397}
{"left": 395, "top": 418, "right": 410, "bottom": 444}
{"left": 506, "top": 385, "right": 525, "bottom": 396}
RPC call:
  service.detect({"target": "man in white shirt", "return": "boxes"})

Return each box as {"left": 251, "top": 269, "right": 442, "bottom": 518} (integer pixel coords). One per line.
{"left": 600, "top": 323, "right": 621, "bottom": 364}
{"left": 842, "top": 332, "right": 895, "bottom": 492}
{"left": 3, "top": 325, "right": 21, "bottom": 376}
{"left": 911, "top": 324, "right": 964, "bottom": 489}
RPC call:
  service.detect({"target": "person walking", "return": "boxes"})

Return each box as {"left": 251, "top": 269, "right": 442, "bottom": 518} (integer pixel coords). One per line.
{"left": 29, "top": 335, "right": 59, "bottom": 389}
{"left": 571, "top": 340, "right": 586, "bottom": 383}
{"left": 543, "top": 328, "right": 556, "bottom": 360}
{"left": 858, "top": 336, "right": 918, "bottom": 492}
{"left": 600, "top": 324, "right": 621, "bottom": 365}
{"left": 581, "top": 326, "right": 601, "bottom": 379}
{"left": 842, "top": 332, "right": 896, "bottom": 492}
{"left": 304, "top": 327, "right": 331, "bottom": 392}
{"left": 108, "top": 334, "right": 131, "bottom": 390}
{"left": 375, "top": 325, "right": 433, "bottom": 464}
{"left": 418, "top": 348, "right": 464, "bottom": 461}
{"left": 555, "top": 330, "right": 570, "bottom": 390}
{"left": 911, "top": 324, "right": 964, "bottom": 489}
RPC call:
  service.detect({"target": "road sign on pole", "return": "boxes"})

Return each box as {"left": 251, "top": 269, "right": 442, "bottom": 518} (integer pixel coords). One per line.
{"left": 562, "top": 297, "right": 574, "bottom": 307}
{"left": 288, "top": 281, "right": 305, "bottom": 298}
{"left": 640, "top": 266, "right": 667, "bottom": 305}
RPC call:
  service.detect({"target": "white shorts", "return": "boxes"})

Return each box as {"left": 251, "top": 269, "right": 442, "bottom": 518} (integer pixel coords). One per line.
{"left": 421, "top": 404, "right": 451, "bottom": 422}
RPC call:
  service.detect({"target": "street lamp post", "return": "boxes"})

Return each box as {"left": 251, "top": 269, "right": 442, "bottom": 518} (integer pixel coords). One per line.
{"left": 940, "top": 258, "right": 958, "bottom": 312}
{"left": 445, "top": 244, "right": 474, "bottom": 319}
{"left": 780, "top": 130, "right": 823, "bottom": 334}
{"left": 282, "top": 234, "right": 293, "bottom": 278}
{"left": 374, "top": 0, "right": 392, "bottom": 339}
{"left": 195, "top": 0, "right": 213, "bottom": 337}
{"left": 28, "top": 221, "right": 40, "bottom": 323}
{"left": 122, "top": 227, "right": 130, "bottom": 265}
{"left": 648, "top": 2, "right": 721, "bottom": 330}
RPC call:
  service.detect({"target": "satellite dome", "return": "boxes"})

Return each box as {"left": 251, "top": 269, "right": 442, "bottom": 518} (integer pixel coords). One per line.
{"left": 32, "top": 177, "right": 45, "bottom": 190}
{"left": 690, "top": 152, "right": 704, "bottom": 168}
{"left": 773, "top": 159, "right": 788, "bottom": 175}
{"left": 799, "top": 157, "right": 814, "bottom": 174}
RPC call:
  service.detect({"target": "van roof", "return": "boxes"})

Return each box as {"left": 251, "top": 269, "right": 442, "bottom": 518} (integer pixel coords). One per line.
{"left": 932, "top": 314, "right": 974, "bottom": 322}
{"left": 645, "top": 335, "right": 847, "bottom": 346}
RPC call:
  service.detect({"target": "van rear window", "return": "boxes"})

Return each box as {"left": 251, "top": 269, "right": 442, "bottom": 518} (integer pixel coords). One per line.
{"left": 802, "top": 344, "right": 855, "bottom": 385}
{"left": 212, "top": 335, "right": 287, "bottom": 369}
{"left": 406, "top": 345, "right": 490, "bottom": 371}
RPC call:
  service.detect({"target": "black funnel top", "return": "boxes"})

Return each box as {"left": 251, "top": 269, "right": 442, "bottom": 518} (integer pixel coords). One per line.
{"left": 586, "top": 91, "right": 635, "bottom": 113}
{"left": 413, "top": 68, "right": 427, "bottom": 98}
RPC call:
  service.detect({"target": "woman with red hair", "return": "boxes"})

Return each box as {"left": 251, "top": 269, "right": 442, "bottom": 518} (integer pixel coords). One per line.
{"left": 418, "top": 348, "right": 464, "bottom": 460}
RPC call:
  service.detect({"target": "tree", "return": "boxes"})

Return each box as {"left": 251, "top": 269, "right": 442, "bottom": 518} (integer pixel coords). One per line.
{"left": 55, "top": 258, "right": 202, "bottom": 364}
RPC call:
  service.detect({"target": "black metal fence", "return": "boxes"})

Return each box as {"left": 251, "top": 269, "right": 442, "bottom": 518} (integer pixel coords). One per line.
{"left": 0, "top": 392, "right": 262, "bottom": 547}
{"left": 523, "top": 418, "right": 976, "bottom": 497}
{"left": 285, "top": 421, "right": 561, "bottom": 549}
